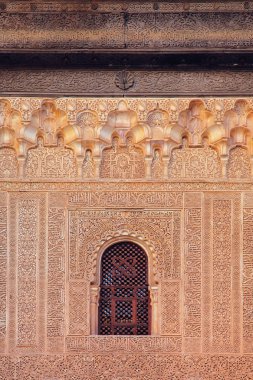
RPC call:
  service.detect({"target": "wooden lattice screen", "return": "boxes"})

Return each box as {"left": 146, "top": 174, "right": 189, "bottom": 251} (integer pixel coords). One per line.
{"left": 99, "top": 242, "right": 150, "bottom": 335}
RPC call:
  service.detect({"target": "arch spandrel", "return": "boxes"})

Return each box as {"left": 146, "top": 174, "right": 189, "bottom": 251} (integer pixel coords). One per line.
{"left": 68, "top": 209, "right": 181, "bottom": 284}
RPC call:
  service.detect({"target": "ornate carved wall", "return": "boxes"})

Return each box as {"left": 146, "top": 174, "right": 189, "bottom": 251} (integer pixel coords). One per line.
{"left": 0, "top": 95, "right": 252, "bottom": 378}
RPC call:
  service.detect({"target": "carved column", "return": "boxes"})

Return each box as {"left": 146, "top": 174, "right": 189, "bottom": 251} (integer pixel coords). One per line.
{"left": 76, "top": 156, "right": 84, "bottom": 178}
{"left": 94, "top": 157, "right": 101, "bottom": 178}
{"left": 145, "top": 157, "right": 152, "bottom": 179}
{"left": 90, "top": 286, "right": 99, "bottom": 335}
{"left": 17, "top": 157, "right": 26, "bottom": 178}
{"left": 163, "top": 157, "right": 170, "bottom": 178}
{"left": 150, "top": 286, "right": 159, "bottom": 335}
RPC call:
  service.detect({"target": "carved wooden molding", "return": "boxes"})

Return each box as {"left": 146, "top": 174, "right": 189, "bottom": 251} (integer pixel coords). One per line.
{"left": 2, "top": 1, "right": 253, "bottom": 14}
{"left": 0, "top": 11, "right": 253, "bottom": 51}
{"left": 1, "top": 70, "right": 253, "bottom": 96}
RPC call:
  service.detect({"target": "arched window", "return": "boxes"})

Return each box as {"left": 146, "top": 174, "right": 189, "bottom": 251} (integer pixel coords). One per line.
{"left": 98, "top": 241, "right": 151, "bottom": 335}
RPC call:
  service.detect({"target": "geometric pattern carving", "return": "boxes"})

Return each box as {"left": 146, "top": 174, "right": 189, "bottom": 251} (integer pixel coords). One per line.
{"left": 227, "top": 146, "right": 251, "bottom": 178}
{"left": 68, "top": 282, "right": 88, "bottom": 336}
{"left": 184, "top": 194, "right": 202, "bottom": 353}
{"left": 242, "top": 207, "right": 253, "bottom": 353}
{"left": 100, "top": 144, "right": 145, "bottom": 179}
{"left": 0, "top": 148, "right": 18, "bottom": 178}
{"left": 203, "top": 193, "right": 241, "bottom": 353}
{"left": 161, "top": 281, "right": 180, "bottom": 335}
{"left": 168, "top": 147, "right": 221, "bottom": 179}
{"left": 25, "top": 145, "right": 77, "bottom": 178}
{"left": 99, "top": 242, "right": 150, "bottom": 335}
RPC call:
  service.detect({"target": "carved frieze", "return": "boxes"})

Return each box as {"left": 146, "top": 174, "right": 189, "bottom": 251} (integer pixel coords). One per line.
{"left": 0, "top": 12, "right": 253, "bottom": 51}
{"left": 3, "top": 71, "right": 253, "bottom": 96}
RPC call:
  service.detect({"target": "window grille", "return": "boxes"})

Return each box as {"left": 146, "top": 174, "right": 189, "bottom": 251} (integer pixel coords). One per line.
{"left": 99, "top": 241, "right": 150, "bottom": 335}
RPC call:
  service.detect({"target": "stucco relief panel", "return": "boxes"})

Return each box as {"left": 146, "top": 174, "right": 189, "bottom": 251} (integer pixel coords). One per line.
{"left": 0, "top": 192, "right": 7, "bottom": 353}
{"left": 8, "top": 192, "right": 46, "bottom": 355}
{"left": 203, "top": 193, "right": 241, "bottom": 354}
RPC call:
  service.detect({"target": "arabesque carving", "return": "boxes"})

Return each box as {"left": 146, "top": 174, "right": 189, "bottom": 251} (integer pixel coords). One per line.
{"left": 0, "top": 148, "right": 18, "bottom": 178}
{"left": 184, "top": 197, "right": 202, "bottom": 353}
{"left": 227, "top": 146, "right": 251, "bottom": 178}
{"left": 0, "top": 202, "right": 7, "bottom": 352}
{"left": 25, "top": 136, "right": 77, "bottom": 178}
{"left": 243, "top": 206, "right": 253, "bottom": 353}
{"left": 168, "top": 141, "right": 221, "bottom": 179}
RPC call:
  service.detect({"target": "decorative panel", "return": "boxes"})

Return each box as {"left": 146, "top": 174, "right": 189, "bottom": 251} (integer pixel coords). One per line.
{"left": 0, "top": 193, "right": 7, "bottom": 353}
{"left": 242, "top": 193, "right": 253, "bottom": 353}
{"left": 68, "top": 208, "right": 182, "bottom": 337}
{"left": 183, "top": 192, "right": 202, "bottom": 353}
{"left": 9, "top": 193, "right": 46, "bottom": 354}
{"left": 161, "top": 281, "right": 180, "bottom": 336}
{"left": 47, "top": 193, "right": 66, "bottom": 352}
{"left": 203, "top": 193, "right": 241, "bottom": 353}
